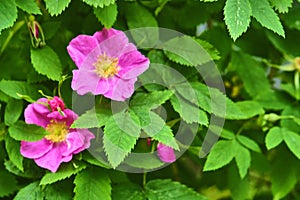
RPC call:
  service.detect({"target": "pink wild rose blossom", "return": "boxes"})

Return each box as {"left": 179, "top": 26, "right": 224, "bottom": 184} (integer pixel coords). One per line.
{"left": 20, "top": 97, "right": 95, "bottom": 172}
{"left": 67, "top": 28, "right": 150, "bottom": 101}
{"left": 157, "top": 143, "right": 176, "bottom": 163}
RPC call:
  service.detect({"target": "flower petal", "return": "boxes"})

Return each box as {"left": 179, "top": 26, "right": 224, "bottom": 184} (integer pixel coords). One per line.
{"left": 71, "top": 69, "right": 101, "bottom": 95}
{"left": 157, "top": 143, "right": 176, "bottom": 163}
{"left": 104, "top": 77, "right": 137, "bottom": 101}
{"left": 67, "top": 35, "right": 98, "bottom": 68}
{"left": 73, "top": 129, "right": 95, "bottom": 154}
{"left": 24, "top": 98, "right": 50, "bottom": 128}
{"left": 20, "top": 139, "right": 53, "bottom": 159}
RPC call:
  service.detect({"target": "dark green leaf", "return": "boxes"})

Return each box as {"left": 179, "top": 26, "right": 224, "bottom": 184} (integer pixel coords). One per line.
{"left": 45, "top": 180, "right": 73, "bottom": 200}
{"left": 15, "top": 0, "right": 41, "bottom": 14}
{"left": 44, "top": 0, "right": 71, "bottom": 16}
{"left": 82, "top": 0, "right": 115, "bottom": 8}
{"left": 0, "top": 80, "right": 41, "bottom": 100}
{"left": 5, "top": 135, "right": 23, "bottom": 171}
{"left": 4, "top": 98, "right": 23, "bottom": 126}
{"left": 94, "top": 3, "right": 118, "bottom": 28}
{"left": 112, "top": 183, "right": 144, "bottom": 200}
{"left": 0, "top": 170, "right": 18, "bottom": 198}
{"left": 0, "top": 0, "right": 17, "bottom": 33}
{"left": 14, "top": 182, "right": 43, "bottom": 200}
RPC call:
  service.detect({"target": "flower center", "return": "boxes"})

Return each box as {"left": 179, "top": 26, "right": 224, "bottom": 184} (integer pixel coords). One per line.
{"left": 93, "top": 52, "right": 120, "bottom": 78}
{"left": 45, "top": 120, "right": 69, "bottom": 143}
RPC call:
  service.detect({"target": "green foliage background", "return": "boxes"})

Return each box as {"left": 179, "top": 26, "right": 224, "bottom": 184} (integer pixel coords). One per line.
{"left": 1, "top": 0, "right": 300, "bottom": 199}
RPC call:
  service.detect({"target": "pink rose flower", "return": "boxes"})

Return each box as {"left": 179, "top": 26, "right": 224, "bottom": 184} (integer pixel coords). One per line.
{"left": 20, "top": 97, "right": 95, "bottom": 173}
{"left": 67, "top": 28, "right": 150, "bottom": 101}
{"left": 157, "top": 143, "right": 176, "bottom": 163}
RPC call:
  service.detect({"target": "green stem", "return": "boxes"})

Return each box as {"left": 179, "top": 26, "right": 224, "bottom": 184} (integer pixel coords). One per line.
{"left": 295, "top": 71, "right": 300, "bottom": 100}
{"left": 167, "top": 118, "right": 180, "bottom": 128}
{"left": 0, "top": 21, "right": 25, "bottom": 58}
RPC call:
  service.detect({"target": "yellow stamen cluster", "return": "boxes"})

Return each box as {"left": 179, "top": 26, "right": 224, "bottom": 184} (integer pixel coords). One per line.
{"left": 45, "top": 120, "right": 69, "bottom": 143}
{"left": 93, "top": 52, "right": 120, "bottom": 78}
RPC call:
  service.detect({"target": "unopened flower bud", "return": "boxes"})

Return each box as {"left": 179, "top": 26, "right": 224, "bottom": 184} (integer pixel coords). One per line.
{"left": 27, "top": 15, "right": 46, "bottom": 48}
{"left": 263, "top": 113, "right": 281, "bottom": 122}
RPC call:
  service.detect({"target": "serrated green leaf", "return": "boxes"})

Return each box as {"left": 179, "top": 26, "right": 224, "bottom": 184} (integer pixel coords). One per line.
{"left": 103, "top": 111, "right": 140, "bottom": 168}
{"left": 231, "top": 51, "right": 271, "bottom": 98}
{"left": 94, "top": 3, "right": 117, "bottom": 28}
{"left": 0, "top": 80, "right": 41, "bottom": 100}
{"left": 269, "top": 0, "right": 292, "bottom": 13}
{"left": 234, "top": 141, "right": 251, "bottom": 179}
{"left": 237, "top": 135, "right": 261, "bottom": 153}
{"left": 71, "top": 108, "right": 111, "bottom": 128}
{"left": 224, "top": 0, "right": 252, "bottom": 41}
{"left": 125, "top": 2, "right": 158, "bottom": 47}
{"left": 195, "top": 39, "right": 220, "bottom": 60}
{"left": 0, "top": 170, "right": 18, "bottom": 198}
{"left": 265, "top": 127, "right": 284, "bottom": 150}
{"left": 170, "top": 95, "right": 208, "bottom": 125}
{"left": 163, "top": 36, "right": 212, "bottom": 66}
{"left": 45, "top": 180, "right": 73, "bottom": 200}
{"left": 14, "top": 181, "right": 43, "bottom": 200}
{"left": 4, "top": 98, "right": 23, "bottom": 126}
{"left": 30, "top": 46, "right": 62, "bottom": 81}
{"left": 82, "top": 151, "right": 111, "bottom": 169}
{"left": 203, "top": 140, "right": 235, "bottom": 171}
{"left": 4, "top": 160, "right": 43, "bottom": 178}
{"left": 74, "top": 167, "right": 111, "bottom": 200}
{"left": 249, "top": 0, "right": 284, "bottom": 37}
{"left": 15, "top": 0, "right": 41, "bottom": 14}
{"left": 112, "top": 183, "right": 145, "bottom": 200}
{"left": 8, "top": 121, "right": 47, "bottom": 142}
{"left": 146, "top": 179, "right": 208, "bottom": 200}
{"left": 143, "top": 112, "right": 179, "bottom": 150}
{"left": 40, "top": 161, "right": 87, "bottom": 185}
{"left": 283, "top": 130, "right": 300, "bottom": 159}
{"left": 82, "top": 0, "right": 115, "bottom": 8}
{"left": 44, "top": 0, "right": 71, "bottom": 16}
{"left": 5, "top": 135, "right": 23, "bottom": 171}
{"left": 0, "top": 0, "right": 18, "bottom": 33}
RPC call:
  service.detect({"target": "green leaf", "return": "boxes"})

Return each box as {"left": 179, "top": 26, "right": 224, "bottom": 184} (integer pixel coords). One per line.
{"left": 231, "top": 51, "right": 271, "bottom": 97}
{"left": 195, "top": 39, "right": 220, "bottom": 61}
{"left": 170, "top": 95, "right": 208, "bottom": 125}
{"left": 224, "top": 0, "right": 252, "bottom": 41}
{"left": 44, "top": 0, "right": 71, "bottom": 16}
{"left": 5, "top": 135, "right": 23, "bottom": 171}
{"left": 163, "top": 36, "right": 212, "bottom": 66}
{"left": 228, "top": 163, "right": 250, "bottom": 200}
{"left": 248, "top": 0, "right": 284, "bottom": 37}
{"left": 71, "top": 108, "right": 111, "bottom": 128}
{"left": 0, "top": 0, "right": 17, "bottom": 33}
{"left": 124, "top": 154, "right": 165, "bottom": 170}
{"left": 40, "top": 161, "right": 87, "bottom": 185}
{"left": 143, "top": 112, "right": 179, "bottom": 150}
{"left": 237, "top": 135, "right": 261, "bottom": 153}
{"left": 0, "top": 170, "right": 18, "bottom": 198}
{"left": 0, "top": 80, "right": 41, "bottom": 100}
{"left": 125, "top": 2, "right": 158, "bottom": 47}
{"left": 4, "top": 98, "right": 23, "bottom": 126}
{"left": 220, "top": 129, "right": 236, "bottom": 140}
{"left": 269, "top": 0, "right": 292, "bottom": 13}
{"left": 74, "top": 167, "right": 111, "bottom": 200}
{"left": 280, "top": 105, "right": 300, "bottom": 132}
{"left": 283, "top": 130, "right": 300, "bottom": 159}
{"left": 14, "top": 182, "right": 43, "bottom": 200}
{"left": 4, "top": 160, "right": 43, "bottom": 179}
{"left": 94, "top": 3, "right": 117, "bottom": 28}
{"left": 44, "top": 181, "right": 73, "bottom": 200}
{"left": 82, "top": 0, "right": 115, "bottom": 8}
{"left": 15, "top": 0, "right": 41, "bottom": 14}
{"left": 112, "top": 183, "right": 145, "bottom": 200}
{"left": 203, "top": 140, "right": 235, "bottom": 171}
{"left": 8, "top": 121, "right": 48, "bottom": 142}
{"left": 30, "top": 46, "right": 62, "bottom": 81}
{"left": 103, "top": 111, "right": 140, "bottom": 168}
{"left": 234, "top": 141, "right": 251, "bottom": 179}
{"left": 265, "top": 127, "right": 284, "bottom": 150}
{"left": 282, "top": 6, "right": 300, "bottom": 31}
{"left": 235, "top": 101, "right": 264, "bottom": 119}
{"left": 146, "top": 179, "right": 208, "bottom": 200}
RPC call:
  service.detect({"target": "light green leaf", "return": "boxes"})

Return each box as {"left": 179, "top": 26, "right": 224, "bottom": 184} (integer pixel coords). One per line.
{"left": 146, "top": 179, "right": 208, "bottom": 200}
{"left": 30, "top": 46, "right": 62, "bottom": 81}
{"left": 44, "top": 0, "right": 71, "bottom": 16}
{"left": 195, "top": 39, "right": 220, "bottom": 61}
{"left": 5, "top": 135, "right": 23, "bottom": 171}
{"left": 248, "top": 0, "right": 284, "bottom": 37}
{"left": 0, "top": 0, "right": 17, "bottom": 33}
{"left": 269, "top": 0, "right": 292, "bottom": 13}
{"left": 143, "top": 112, "right": 179, "bottom": 150}
{"left": 220, "top": 129, "right": 236, "bottom": 140}
{"left": 0, "top": 80, "right": 41, "bottom": 100}
{"left": 0, "top": 170, "right": 18, "bottom": 198}
{"left": 71, "top": 108, "right": 111, "bottom": 128}
{"left": 124, "top": 154, "right": 165, "bottom": 170}
{"left": 170, "top": 95, "right": 208, "bottom": 125}
{"left": 235, "top": 101, "right": 264, "bottom": 119}
{"left": 8, "top": 121, "right": 48, "bottom": 142}
{"left": 103, "top": 111, "right": 140, "bottom": 168}
{"left": 283, "top": 130, "right": 300, "bottom": 159}
{"left": 234, "top": 141, "right": 251, "bottom": 179}
{"left": 265, "top": 127, "right": 284, "bottom": 150}
{"left": 4, "top": 98, "right": 23, "bottom": 126}
{"left": 237, "top": 135, "right": 261, "bottom": 153}
{"left": 163, "top": 36, "right": 212, "bottom": 66}
{"left": 125, "top": 2, "right": 158, "bottom": 47}
{"left": 112, "top": 183, "right": 145, "bottom": 200}
{"left": 82, "top": 0, "right": 115, "bottom": 8}
{"left": 40, "top": 161, "right": 87, "bottom": 185}
{"left": 14, "top": 182, "right": 43, "bottom": 200}
{"left": 74, "top": 167, "right": 111, "bottom": 200}
{"left": 15, "top": 0, "right": 41, "bottom": 14}
{"left": 203, "top": 140, "right": 235, "bottom": 171}
{"left": 94, "top": 3, "right": 117, "bottom": 28}
{"left": 224, "top": 0, "right": 252, "bottom": 41}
